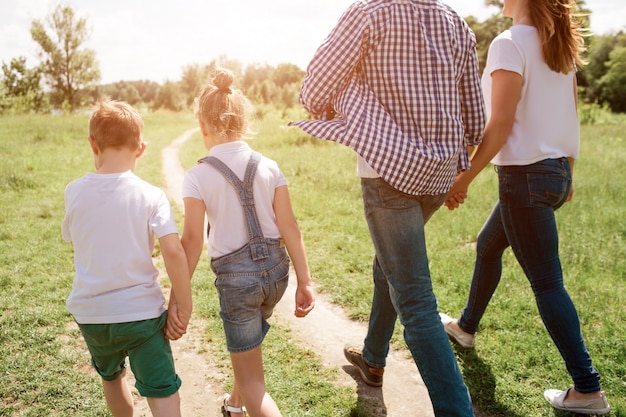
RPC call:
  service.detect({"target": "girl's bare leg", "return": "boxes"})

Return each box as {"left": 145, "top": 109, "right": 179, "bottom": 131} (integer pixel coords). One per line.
{"left": 230, "top": 346, "right": 282, "bottom": 417}
{"left": 225, "top": 382, "right": 245, "bottom": 417}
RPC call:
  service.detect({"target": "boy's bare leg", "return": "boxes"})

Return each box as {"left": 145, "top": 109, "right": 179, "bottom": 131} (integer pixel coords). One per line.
{"left": 102, "top": 368, "right": 133, "bottom": 417}
{"left": 147, "top": 392, "right": 182, "bottom": 417}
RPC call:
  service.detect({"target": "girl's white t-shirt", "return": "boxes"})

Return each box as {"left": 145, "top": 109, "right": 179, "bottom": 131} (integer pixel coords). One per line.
{"left": 62, "top": 171, "right": 177, "bottom": 324}
{"left": 482, "top": 25, "right": 580, "bottom": 166}
{"left": 182, "top": 141, "right": 287, "bottom": 258}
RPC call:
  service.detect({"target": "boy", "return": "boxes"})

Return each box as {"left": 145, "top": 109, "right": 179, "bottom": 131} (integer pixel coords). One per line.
{"left": 62, "top": 99, "right": 192, "bottom": 417}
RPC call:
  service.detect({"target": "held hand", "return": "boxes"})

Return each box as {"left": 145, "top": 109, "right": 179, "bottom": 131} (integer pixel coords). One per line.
{"left": 165, "top": 302, "right": 191, "bottom": 340}
{"left": 295, "top": 284, "right": 315, "bottom": 318}
{"left": 444, "top": 175, "right": 471, "bottom": 211}
{"left": 444, "top": 191, "right": 468, "bottom": 210}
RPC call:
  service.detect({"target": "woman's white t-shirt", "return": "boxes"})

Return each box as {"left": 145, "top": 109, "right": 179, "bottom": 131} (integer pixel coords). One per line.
{"left": 182, "top": 141, "right": 287, "bottom": 258}
{"left": 482, "top": 25, "right": 580, "bottom": 166}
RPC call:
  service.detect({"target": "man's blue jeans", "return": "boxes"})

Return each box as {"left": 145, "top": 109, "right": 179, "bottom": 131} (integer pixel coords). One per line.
{"left": 360, "top": 178, "right": 474, "bottom": 417}
{"left": 458, "top": 157, "right": 601, "bottom": 393}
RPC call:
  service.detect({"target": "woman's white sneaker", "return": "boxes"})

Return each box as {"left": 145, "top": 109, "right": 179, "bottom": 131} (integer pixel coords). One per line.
{"left": 544, "top": 388, "right": 610, "bottom": 415}
{"left": 439, "top": 313, "right": 475, "bottom": 348}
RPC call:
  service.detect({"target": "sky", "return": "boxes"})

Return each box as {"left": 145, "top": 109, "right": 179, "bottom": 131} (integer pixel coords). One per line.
{"left": 1, "top": 0, "right": 625, "bottom": 85}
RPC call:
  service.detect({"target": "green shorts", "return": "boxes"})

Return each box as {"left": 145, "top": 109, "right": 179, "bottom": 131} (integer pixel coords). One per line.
{"left": 77, "top": 311, "right": 181, "bottom": 398}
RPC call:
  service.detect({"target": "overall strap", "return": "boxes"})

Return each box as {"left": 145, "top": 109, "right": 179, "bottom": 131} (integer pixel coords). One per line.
{"left": 199, "top": 152, "right": 269, "bottom": 260}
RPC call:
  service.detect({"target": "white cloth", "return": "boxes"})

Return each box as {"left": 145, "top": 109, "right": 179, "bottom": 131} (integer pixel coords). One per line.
{"left": 62, "top": 171, "right": 177, "bottom": 324}
{"left": 482, "top": 25, "right": 580, "bottom": 166}
{"left": 182, "top": 141, "right": 287, "bottom": 258}
{"left": 356, "top": 155, "right": 380, "bottom": 178}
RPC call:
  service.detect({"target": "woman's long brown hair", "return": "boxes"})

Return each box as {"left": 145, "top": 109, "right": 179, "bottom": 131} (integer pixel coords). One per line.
{"left": 528, "top": 0, "right": 587, "bottom": 74}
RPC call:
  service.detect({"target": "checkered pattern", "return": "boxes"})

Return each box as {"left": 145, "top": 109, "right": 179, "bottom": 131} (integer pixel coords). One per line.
{"left": 291, "top": 0, "right": 485, "bottom": 195}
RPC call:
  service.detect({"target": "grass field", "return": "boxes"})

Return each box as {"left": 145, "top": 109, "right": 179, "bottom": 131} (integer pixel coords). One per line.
{"left": 1, "top": 106, "right": 624, "bottom": 416}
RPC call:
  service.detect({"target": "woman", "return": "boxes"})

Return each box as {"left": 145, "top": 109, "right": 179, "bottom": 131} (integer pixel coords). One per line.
{"left": 440, "top": 0, "right": 611, "bottom": 414}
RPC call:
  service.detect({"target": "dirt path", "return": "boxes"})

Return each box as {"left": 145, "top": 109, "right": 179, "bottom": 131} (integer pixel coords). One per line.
{"left": 130, "top": 128, "right": 437, "bottom": 416}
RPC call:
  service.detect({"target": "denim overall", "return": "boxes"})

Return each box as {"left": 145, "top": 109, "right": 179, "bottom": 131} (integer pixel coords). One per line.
{"left": 199, "top": 152, "right": 289, "bottom": 352}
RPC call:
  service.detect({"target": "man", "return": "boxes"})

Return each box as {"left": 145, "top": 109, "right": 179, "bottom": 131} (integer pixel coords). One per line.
{"left": 290, "top": 1, "right": 485, "bottom": 415}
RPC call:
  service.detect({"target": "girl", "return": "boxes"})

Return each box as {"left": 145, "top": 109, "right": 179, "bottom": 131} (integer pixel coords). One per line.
{"left": 179, "top": 69, "right": 315, "bottom": 417}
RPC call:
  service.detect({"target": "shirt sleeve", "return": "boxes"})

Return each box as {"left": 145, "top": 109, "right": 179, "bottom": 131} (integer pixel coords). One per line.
{"left": 61, "top": 182, "right": 77, "bottom": 243}
{"left": 274, "top": 166, "right": 288, "bottom": 189}
{"left": 150, "top": 190, "right": 179, "bottom": 238}
{"left": 486, "top": 35, "right": 524, "bottom": 76}
{"left": 458, "top": 28, "right": 486, "bottom": 147}
{"left": 62, "top": 196, "right": 72, "bottom": 242}
{"left": 298, "top": 3, "right": 369, "bottom": 118}
{"left": 182, "top": 169, "right": 202, "bottom": 201}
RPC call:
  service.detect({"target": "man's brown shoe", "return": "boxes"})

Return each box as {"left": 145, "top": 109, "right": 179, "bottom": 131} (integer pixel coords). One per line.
{"left": 343, "top": 345, "right": 384, "bottom": 387}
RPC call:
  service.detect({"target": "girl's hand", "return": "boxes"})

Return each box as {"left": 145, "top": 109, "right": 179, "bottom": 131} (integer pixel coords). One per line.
{"left": 295, "top": 284, "right": 315, "bottom": 318}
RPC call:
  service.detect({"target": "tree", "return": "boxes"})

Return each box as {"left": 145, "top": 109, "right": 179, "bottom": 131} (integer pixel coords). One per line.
{"left": 152, "top": 81, "right": 184, "bottom": 111}
{"left": 579, "top": 35, "right": 616, "bottom": 102}
{"left": 180, "top": 63, "right": 214, "bottom": 106}
{"left": 598, "top": 45, "right": 626, "bottom": 112}
{"left": 242, "top": 63, "right": 274, "bottom": 91}
{"left": 578, "top": 32, "right": 626, "bottom": 110}
{"left": 133, "top": 80, "right": 160, "bottom": 104}
{"left": 91, "top": 80, "right": 160, "bottom": 107}
{"left": 466, "top": 14, "right": 510, "bottom": 73}
{"left": 273, "top": 63, "right": 304, "bottom": 87}
{"left": 0, "top": 56, "right": 47, "bottom": 114}
{"left": 30, "top": 4, "right": 100, "bottom": 111}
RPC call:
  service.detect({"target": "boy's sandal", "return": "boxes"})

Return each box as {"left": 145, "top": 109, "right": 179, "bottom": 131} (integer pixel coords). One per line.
{"left": 221, "top": 394, "right": 247, "bottom": 417}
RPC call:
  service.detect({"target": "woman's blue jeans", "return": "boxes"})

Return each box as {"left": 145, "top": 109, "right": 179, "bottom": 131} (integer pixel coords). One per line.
{"left": 360, "top": 178, "right": 474, "bottom": 417}
{"left": 458, "top": 157, "right": 601, "bottom": 393}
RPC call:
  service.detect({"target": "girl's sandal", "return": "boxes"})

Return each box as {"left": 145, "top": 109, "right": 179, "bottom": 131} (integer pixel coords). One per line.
{"left": 221, "top": 394, "right": 247, "bottom": 417}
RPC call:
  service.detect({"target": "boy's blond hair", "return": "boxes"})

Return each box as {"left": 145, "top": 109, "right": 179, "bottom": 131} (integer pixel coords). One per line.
{"left": 89, "top": 99, "right": 144, "bottom": 151}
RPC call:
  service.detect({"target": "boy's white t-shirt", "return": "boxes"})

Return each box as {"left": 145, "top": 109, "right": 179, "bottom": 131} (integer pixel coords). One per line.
{"left": 482, "top": 25, "right": 580, "bottom": 166}
{"left": 182, "top": 141, "right": 287, "bottom": 258}
{"left": 62, "top": 171, "right": 178, "bottom": 324}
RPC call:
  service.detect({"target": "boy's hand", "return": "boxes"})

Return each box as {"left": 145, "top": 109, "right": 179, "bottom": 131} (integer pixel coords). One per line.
{"left": 158, "top": 234, "right": 193, "bottom": 340}
{"left": 295, "top": 284, "right": 315, "bottom": 318}
{"left": 165, "top": 302, "right": 191, "bottom": 340}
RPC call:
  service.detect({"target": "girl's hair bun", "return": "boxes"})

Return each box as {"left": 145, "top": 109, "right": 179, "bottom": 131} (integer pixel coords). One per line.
{"left": 194, "top": 67, "right": 255, "bottom": 141}
{"left": 213, "top": 69, "right": 234, "bottom": 93}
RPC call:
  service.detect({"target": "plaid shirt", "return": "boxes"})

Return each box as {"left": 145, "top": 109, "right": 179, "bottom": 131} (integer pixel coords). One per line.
{"left": 291, "top": 0, "right": 485, "bottom": 195}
